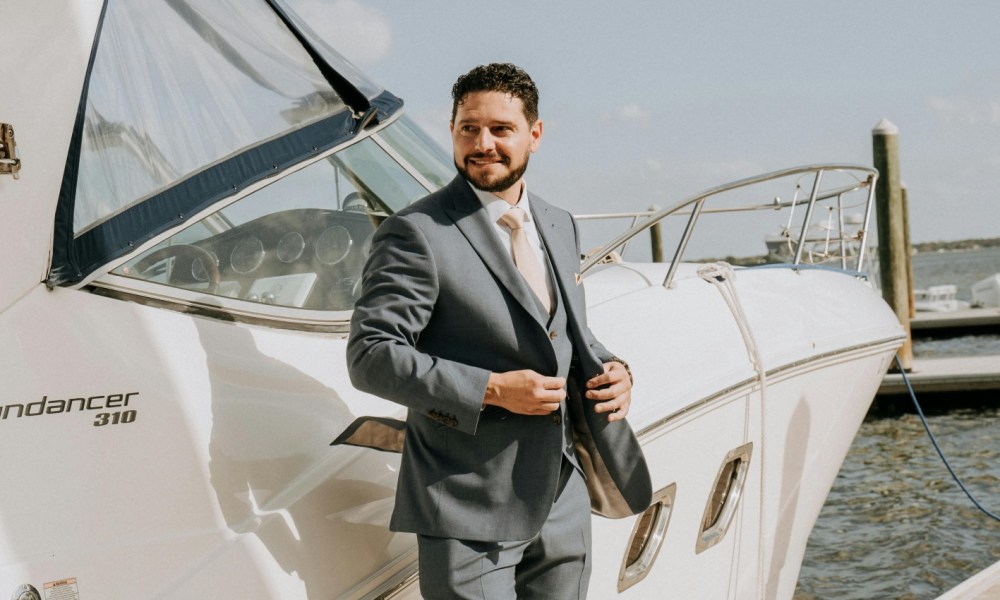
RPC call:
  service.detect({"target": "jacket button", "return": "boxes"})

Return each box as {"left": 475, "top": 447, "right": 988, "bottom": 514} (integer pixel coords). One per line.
{"left": 552, "top": 414, "right": 562, "bottom": 425}
{"left": 549, "top": 331, "right": 558, "bottom": 340}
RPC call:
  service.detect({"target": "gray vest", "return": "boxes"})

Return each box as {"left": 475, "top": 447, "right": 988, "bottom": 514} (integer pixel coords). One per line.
{"left": 537, "top": 254, "right": 580, "bottom": 470}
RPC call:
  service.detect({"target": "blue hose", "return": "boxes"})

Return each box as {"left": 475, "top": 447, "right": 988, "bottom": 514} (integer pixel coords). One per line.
{"left": 894, "top": 353, "right": 1000, "bottom": 522}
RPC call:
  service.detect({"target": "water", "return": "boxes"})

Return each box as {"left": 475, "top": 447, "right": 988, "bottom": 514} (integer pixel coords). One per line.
{"left": 794, "top": 247, "right": 1000, "bottom": 599}
{"left": 908, "top": 247, "right": 1000, "bottom": 304}
{"left": 794, "top": 410, "right": 1000, "bottom": 599}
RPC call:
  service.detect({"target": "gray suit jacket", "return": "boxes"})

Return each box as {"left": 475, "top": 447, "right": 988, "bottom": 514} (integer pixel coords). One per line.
{"left": 347, "top": 175, "right": 651, "bottom": 541}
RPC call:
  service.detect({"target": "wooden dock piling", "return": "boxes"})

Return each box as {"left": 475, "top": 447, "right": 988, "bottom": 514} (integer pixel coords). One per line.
{"left": 873, "top": 119, "right": 913, "bottom": 370}
{"left": 649, "top": 205, "right": 664, "bottom": 262}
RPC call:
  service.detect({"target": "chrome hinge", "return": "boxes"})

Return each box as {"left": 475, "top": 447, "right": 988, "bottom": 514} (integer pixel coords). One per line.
{"left": 0, "top": 123, "right": 21, "bottom": 179}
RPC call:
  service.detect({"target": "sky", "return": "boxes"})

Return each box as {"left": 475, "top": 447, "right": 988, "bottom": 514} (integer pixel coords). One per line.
{"left": 291, "top": 0, "right": 1000, "bottom": 258}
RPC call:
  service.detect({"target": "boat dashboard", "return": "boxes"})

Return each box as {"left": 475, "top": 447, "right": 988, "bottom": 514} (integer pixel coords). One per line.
{"left": 121, "top": 207, "right": 380, "bottom": 312}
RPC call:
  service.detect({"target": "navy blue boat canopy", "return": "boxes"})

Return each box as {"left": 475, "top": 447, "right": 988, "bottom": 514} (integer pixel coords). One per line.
{"left": 50, "top": 0, "right": 402, "bottom": 286}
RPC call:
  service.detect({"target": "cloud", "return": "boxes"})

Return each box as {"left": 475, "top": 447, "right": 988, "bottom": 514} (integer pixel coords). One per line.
{"left": 616, "top": 103, "right": 649, "bottom": 121}
{"left": 925, "top": 94, "right": 1000, "bottom": 125}
{"left": 291, "top": 0, "right": 392, "bottom": 65}
{"left": 602, "top": 102, "right": 649, "bottom": 123}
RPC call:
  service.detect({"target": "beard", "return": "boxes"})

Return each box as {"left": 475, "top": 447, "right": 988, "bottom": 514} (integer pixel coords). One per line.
{"left": 456, "top": 150, "right": 530, "bottom": 194}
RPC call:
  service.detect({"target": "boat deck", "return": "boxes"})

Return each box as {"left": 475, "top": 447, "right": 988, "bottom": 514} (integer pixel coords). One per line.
{"left": 938, "top": 560, "right": 1000, "bottom": 599}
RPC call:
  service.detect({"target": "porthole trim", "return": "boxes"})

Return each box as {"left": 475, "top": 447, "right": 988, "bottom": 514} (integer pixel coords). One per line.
{"left": 617, "top": 483, "right": 677, "bottom": 592}
{"left": 696, "top": 442, "right": 753, "bottom": 554}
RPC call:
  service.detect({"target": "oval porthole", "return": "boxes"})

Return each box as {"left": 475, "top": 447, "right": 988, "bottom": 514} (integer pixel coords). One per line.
{"left": 696, "top": 442, "right": 753, "bottom": 554}
{"left": 618, "top": 483, "right": 677, "bottom": 592}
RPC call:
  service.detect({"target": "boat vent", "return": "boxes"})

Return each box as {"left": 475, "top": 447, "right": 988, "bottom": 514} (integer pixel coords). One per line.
{"left": 617, "top": 483, "right": 677, "bottom": 592}
{"left": 696, "top": 442, "right": 753, "bottom": 554}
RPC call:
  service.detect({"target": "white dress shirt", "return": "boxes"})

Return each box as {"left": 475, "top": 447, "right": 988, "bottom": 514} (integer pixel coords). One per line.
{"left": 469, "top": 181, "right": 555, "bottom": 310}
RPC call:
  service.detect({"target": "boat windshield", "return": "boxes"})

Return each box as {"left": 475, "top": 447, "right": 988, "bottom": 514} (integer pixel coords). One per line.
{"left": 110, "top": 116, "right": 454, "bottom": 313}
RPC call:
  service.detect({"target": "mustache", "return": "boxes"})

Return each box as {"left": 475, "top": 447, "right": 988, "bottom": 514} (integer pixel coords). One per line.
{"left": 466, "top": 151, "right": 508, "bottom": 163}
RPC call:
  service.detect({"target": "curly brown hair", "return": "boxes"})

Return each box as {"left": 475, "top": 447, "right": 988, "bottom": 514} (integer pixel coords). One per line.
{"left": 451, "top": 63, "right": 539, "bottom": 124}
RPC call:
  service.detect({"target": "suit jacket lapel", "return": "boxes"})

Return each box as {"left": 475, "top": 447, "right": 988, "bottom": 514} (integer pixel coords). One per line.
{"left": 443, "top": 177, "right": 550, "bottom": 327}
{"left": 532, "top": 194, "right": 589, "bottom": 327}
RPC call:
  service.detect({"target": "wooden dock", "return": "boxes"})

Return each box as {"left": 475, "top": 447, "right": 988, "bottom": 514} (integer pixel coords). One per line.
{"left": 911, "top": 308, "right": 1000, "bottom": 336}
{"left": 876, "top": 307, "right": 1000, "bottom": 398}
{"left": 879, "top": 354, "right": 1000, "bottom": 396}
{"left": 937, "top": 560, "right": 1000, "bottom": 599}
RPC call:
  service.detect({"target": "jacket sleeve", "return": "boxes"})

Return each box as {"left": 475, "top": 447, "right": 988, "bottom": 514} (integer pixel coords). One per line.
{"left": 346, "top": 215, "right": 490, "bottom": 435}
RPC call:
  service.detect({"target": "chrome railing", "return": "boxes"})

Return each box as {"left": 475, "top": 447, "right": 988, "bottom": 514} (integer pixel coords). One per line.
{"left": 576, "top": 164, "right": 878, "bottom": 289}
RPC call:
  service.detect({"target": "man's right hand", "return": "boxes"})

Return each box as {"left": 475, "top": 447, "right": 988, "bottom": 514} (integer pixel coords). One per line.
{"left": 483, "top": 370, "right": 566, "bottom": 415}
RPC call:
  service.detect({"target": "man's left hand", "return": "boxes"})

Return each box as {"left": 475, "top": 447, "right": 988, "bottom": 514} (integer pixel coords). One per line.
{"left": 585, "top": 361, "right": 631, "bottom": 422}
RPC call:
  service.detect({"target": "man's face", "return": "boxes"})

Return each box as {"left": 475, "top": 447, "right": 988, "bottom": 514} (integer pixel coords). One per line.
{"left": 451, "top": 91, "right": 543, "bottom": 197}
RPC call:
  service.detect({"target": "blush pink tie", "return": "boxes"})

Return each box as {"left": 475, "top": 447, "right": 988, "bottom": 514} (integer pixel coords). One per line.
{"left": 498, "top": 207, "right": 551, "bottom": 314}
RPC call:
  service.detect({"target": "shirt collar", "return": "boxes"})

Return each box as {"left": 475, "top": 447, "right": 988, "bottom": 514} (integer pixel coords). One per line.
{"left": 467, "top": 180, "right": 532, "bottom": 225}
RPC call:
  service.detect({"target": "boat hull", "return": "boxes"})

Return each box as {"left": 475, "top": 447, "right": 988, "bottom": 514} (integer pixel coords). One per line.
{"left": 583, "top": 261, "right": 902, "bottom": 598}
{"left": 0, "top": 260, "right": 902, "bottom": 598}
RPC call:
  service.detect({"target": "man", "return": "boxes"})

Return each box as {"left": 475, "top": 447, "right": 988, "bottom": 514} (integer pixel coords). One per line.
{"left": 347, "top": 63, "right": 651, "bottom": 599}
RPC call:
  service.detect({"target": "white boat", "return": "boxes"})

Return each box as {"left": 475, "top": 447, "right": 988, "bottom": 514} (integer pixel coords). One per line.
{"left": 971, "top": 274, "right": 1000, "bottom": 308}
{"left": 914, "top": 284, "right": 972, "bottom": 312}
{"left": 0, "top": 1, "right": 905, "bottom": 598}
{"left": 764, "top": 203, "right": 867, "bottom": 267}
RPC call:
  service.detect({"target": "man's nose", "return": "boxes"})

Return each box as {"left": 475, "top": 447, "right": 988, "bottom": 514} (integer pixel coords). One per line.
{"left": 474, "top": 129, "right": 495, "bottom": 152}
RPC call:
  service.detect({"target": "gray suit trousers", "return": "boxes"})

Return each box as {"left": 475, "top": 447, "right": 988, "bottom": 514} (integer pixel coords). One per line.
{"left": 417, "top": 460, "right": 592, "bottom": 600}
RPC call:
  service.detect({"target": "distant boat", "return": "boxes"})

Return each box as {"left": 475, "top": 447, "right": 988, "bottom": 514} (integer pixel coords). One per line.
{"left": 914, "top": 284, "right": 972, "bottom": 312}
{"left": 764, "top": 212, "right": 866, "bottom": 266}
{"left": 972, "top": 274, "right": 1000, "bottom": 308}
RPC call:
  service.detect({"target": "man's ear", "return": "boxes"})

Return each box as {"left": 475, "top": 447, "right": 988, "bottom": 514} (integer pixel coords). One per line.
{"left": 529, "top": 119, "right": 543, "bottom": 153}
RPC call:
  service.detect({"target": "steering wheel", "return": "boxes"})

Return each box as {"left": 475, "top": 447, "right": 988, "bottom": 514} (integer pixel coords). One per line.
{"left": 132, "top": 244, "right": 221, "bottom": 294}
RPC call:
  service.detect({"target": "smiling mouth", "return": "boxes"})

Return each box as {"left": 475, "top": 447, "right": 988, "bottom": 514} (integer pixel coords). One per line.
{"left": 468, "top": 153, "right": 508, "bottom": 167}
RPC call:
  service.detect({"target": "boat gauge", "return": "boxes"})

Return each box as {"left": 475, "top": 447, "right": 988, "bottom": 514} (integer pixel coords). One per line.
{"left": 315, "top": 226, "right": 352, "bottom": 265}
{"left": 231, "top": 236, "right": 265, "bottom": 274}
{"left": 276, "top": 231, "right": 305, "bottom": 263}
{"left": 191, "top": 250, "right": 219, "bottom": 282}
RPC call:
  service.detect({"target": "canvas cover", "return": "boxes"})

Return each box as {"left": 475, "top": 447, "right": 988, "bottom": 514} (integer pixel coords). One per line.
{"left": 49, "top": 0, "right": 402, "bottom": 286}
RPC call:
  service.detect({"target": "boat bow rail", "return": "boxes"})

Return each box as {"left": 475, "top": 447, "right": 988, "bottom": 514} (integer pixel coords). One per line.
{"left": 577, "top": 164, "right": 902, "bottom": 434}
{"left": 577, "top": 164, "right": 879, "bottom": 287}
